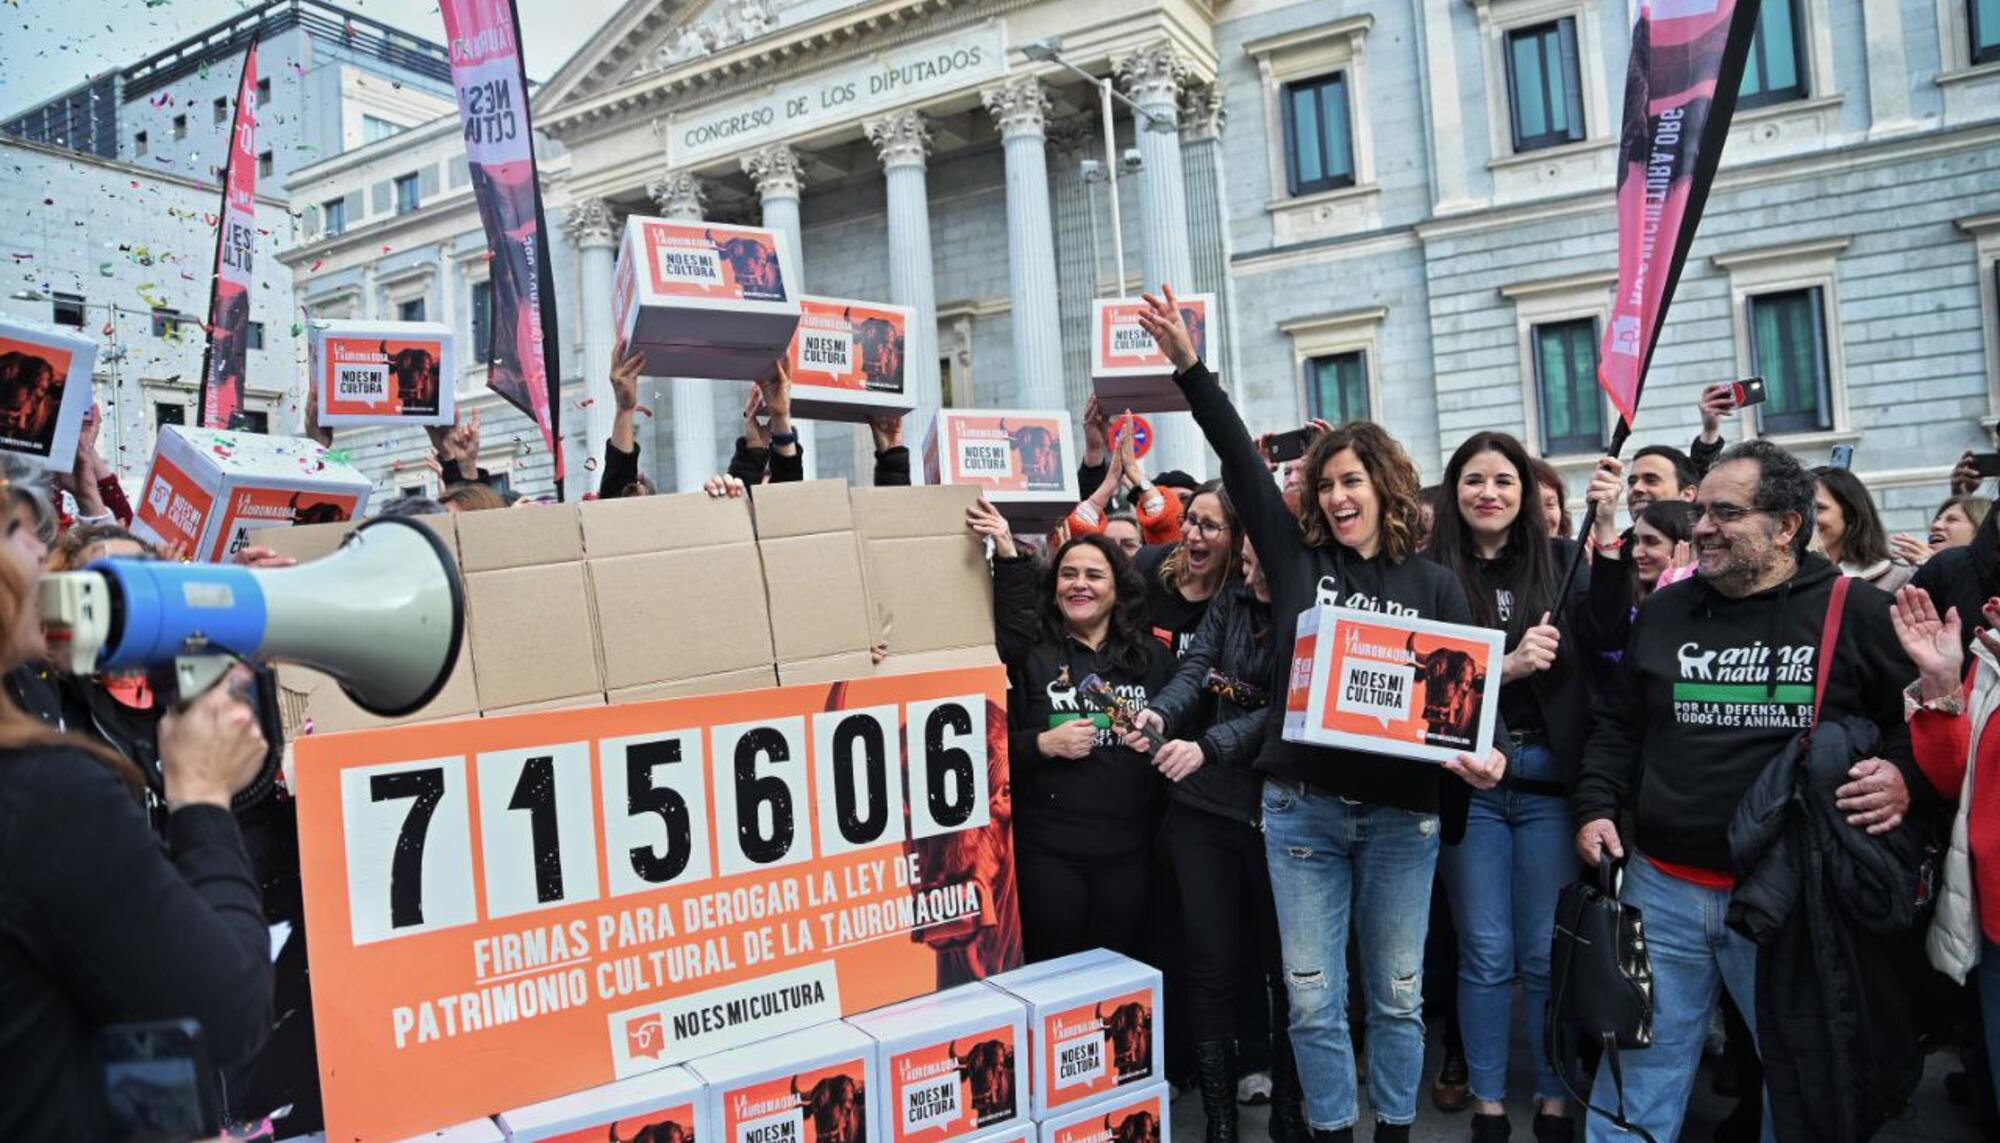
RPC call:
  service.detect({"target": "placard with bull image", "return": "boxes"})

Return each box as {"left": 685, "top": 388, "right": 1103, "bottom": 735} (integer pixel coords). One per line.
{"left": 614, "top": 215, "right": 801, "bottom": 383}
{"left": 295, "top": 666, "right": 1019, "bottom": 1142}
{"left": 787, "top": 297, "right": 916, "bottom": 423}
{"left": 1037, "top": 1081, "right": 1169, "bottom": 1143}
{"left": 848, "top": 982, "right": 1030, "bottom": 1143}
{"left": 987, "top": 954, "right": 1162, "bottom": 1120}
{"left": 1282, "top": 607, "right": 1503, "bottom": 763}
{"left": 689, "top": 1021, "right": 875, "bottom": 1143}
{"left": 312, "top": 320, "right": 456, "bottom": 427}
{"left": 0, "top": 316, "right": 94, "bottom": 470}
{"left": 497, "top": 1063, "right": 710, "bottom": 1143}
{"left": 922, "top": 410, "right": 1079, "bottom": 532}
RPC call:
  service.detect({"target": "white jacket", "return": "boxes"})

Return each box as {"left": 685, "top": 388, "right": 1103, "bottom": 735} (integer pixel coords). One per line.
{"left": 1927, "top": 641, "right": 2000, "bottom": 983}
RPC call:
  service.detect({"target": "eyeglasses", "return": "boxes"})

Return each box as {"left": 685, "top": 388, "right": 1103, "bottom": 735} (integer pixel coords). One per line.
{"left": 1690, "top": 501, "right": 1761, "bottom": 525}
{"left": 1183, "top": 515, "right": 1229, "bottom": 539}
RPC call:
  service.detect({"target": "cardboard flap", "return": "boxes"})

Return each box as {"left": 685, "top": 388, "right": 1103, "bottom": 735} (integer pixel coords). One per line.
{"left": 580, "top": 490, "right": 755, "bottom": 557}
{"left": 751, "top": 478, "right": 853, "bottom": 539}
{"left": 849, "top": 485, "right": 984, "bottom": 540}
{"left": 455, "top": 504, "right": 584, "bottom": 571}
{"left": 589, "top": 548, "right": 774, "bottom": 686}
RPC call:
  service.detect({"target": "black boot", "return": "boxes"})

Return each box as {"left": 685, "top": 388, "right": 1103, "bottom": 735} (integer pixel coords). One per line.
{"left": 1470, "top": 1112, "right": 1512, "bottom": 1142}
{"left": 1374, "top": 1122, "right": 1411, "bottom": 1143}
{"left": 1308, "top": 1131, "right": 1353, "bottom": 1143}
{"left": 1269, "top": 1034, "right": 1309, "bottom": 1143}
{"left": 1194, "top": 1040, "right": 1239, "bottom": 1143}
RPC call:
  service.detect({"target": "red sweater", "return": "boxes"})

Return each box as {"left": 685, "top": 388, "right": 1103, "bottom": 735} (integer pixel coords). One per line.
{"left": 1911, "top": 679, "right": 2000, "bottom": 942}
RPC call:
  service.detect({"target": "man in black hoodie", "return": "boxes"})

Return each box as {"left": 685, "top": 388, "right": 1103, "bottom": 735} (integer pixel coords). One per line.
{"left": 1570, "top": 439, "right": 1919, "bottom": 1143}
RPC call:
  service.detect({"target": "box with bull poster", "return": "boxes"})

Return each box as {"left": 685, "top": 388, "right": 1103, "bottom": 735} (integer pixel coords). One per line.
{"left": 922, "top": 410, "right": 1077, "bottom": 534}
{"left": 0, "top": 314, "right": 95, "bottom": 471}
{"left": 1089, "top": 295, "right": 1214, "bottom": 414}
{"left": 1037, "top": 1082, "right": 1169, "bottom": 1143}
{"left": 690, "top": 1021, "right": 875, "bottom": 1143}
{"left": 614, "top": 215, "right": 801, "bottom": 382}
{"left": 985, "top": 953, "right": 1162, "bottom": 1120}
{"left": 498, "top": 1064, "right": 712, "bottom": 1143}
{"left": 786, "top": 297, "right": 916, "bottom": 423}
{"left": 310, "top": 318, "right": 456, "bottom": 427}
{"left": 848, "top": 983, "right": 1030, "bottom": 1143}
{"left": 133, "top": 426, "right": 372, "bottom": 563}
{"left": 1283, "top": 606, "right": 1503, "bottom": 763}
{"left": 962, "top": 1125, "right": 1036, "bottom": 1143}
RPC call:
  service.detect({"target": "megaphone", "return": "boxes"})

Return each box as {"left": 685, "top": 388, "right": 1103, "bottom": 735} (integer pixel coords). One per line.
{"left": 39, "top": 516, "right": 464, "bottom": 716}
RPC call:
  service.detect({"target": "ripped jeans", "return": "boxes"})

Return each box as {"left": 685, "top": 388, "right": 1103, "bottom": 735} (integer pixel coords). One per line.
{"left": 1261, "top": 781, "right": 1441, "bottom": 1130}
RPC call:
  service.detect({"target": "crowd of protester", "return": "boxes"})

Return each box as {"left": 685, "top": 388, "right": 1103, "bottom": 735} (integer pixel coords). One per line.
{"left": 5, "top": 283, "right": 2000, "bottom": 1142}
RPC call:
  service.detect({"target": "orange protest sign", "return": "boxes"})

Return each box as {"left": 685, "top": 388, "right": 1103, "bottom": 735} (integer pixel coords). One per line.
{"left": 1283, "top": 607, "right": 1503, "bottom": 762}
{"left": 295, "top": 665, "right": 1019, "bottom": 1142}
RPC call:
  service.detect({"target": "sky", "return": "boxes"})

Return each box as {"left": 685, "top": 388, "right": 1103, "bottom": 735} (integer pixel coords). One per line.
{"left": 1, "top": 0, "right": 628, "bottom": 116}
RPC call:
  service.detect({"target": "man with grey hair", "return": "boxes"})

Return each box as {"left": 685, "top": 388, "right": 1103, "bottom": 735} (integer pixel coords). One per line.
{"left": 1569, "top": 438, "right": 1924, "bottom": 1141}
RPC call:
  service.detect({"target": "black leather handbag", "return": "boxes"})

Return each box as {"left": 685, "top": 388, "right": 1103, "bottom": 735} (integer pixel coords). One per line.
{"left": 1546, "top": 859, "right": 1658, "bottom": 1143}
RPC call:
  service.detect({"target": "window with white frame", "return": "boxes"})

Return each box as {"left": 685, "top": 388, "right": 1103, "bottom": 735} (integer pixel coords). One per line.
{"left": 394, "top": 172, "right": 421, "bottom": 215}
{"left": 363, "top": 115, "right": 403, "bottom": 144}
{"left": 1962, "top": 213, "right": 2000, "bottom": 423}
{"left": 1712, "top": 237, "right": 1852, "bottom": 441}
{"left": 1280, "top": 306, "right": 1384, "bottom": 426}
{"left": 470, "top": 279, "right": 493, "bottom": 364}
{"left": 1281, "top": 74, "right": 1356, "bottom": 196}
{"left": 322, "top": 196, "right": 346, "bottom": 236}
{"left": 1307, "top": 351, "right": 1370, "bottom": 423}
{"left": 1245, "top": 17, "right": 1379, "bottom": 245}
{"left": 213, "top": 96, "right": 229, "bottom": 125}
{"left": 1532, "top": 318, "right": 1604, "bottom": 455}
{"left": 1747, "top": 288, "right": 1832, "bottom": 434}
{"left": 397, "top": 297, "right": 426, "bottom": 323}
{"left": 1977, "top": 0, "right": 2000, "bottom": 60}
{"left": 1738, "top": 0, "right": 1811, "bottom": 106}
{"left": 1505, "top": 20, "right": 1586, "bottom": 152}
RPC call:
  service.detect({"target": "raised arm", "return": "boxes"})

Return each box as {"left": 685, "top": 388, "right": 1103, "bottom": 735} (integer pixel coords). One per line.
{"left": 1133, "top": 287, "right": 1300, "bottom": 586}
{"left": 970, "top": 499, "right": 1038, "bottom": 666}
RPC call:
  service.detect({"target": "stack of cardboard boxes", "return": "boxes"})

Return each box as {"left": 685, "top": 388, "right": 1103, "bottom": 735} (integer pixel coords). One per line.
{"left": 318, "top": 952, "right": 1166, "bottom": 1143}
{"left": 263, "top": 481, "right": 997, "bottom": 741}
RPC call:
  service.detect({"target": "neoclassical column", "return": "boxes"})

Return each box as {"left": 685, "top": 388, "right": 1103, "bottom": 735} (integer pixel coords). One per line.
{"left": 560, "top": 197, "right": 620, "bottom": 488}
{"left": 866, "top": 111, "right": 943, "bottom": 454}
{"left": 981, "top": 77, "right": 1066, "bottom": 412}
{"left": 1118, "top": 44, "right": 1203, "bottom": 477}
{"left": 742, "top": 143, "right": 818, "bottom": 480}
{"left": 647, "top": 171, "right": 717, "bottom": 493}
{"left": 1180, "top": 85, "right": 1239, "bottom": 383}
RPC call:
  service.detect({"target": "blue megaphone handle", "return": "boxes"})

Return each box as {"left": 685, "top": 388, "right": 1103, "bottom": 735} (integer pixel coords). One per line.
{"left": 88, "top": 559, "right": 268, "bottom": 671}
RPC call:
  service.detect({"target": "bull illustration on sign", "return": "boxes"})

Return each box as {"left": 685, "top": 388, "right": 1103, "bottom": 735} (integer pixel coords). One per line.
{"left": 1407, "top": 633, "right": 1483, "bottom": 746}
{"left": 792, "top": 1072, "right": 866, "bottom": 1143}
{"left": 950, "top": 1038, "right": 1016, "bottom": 1121}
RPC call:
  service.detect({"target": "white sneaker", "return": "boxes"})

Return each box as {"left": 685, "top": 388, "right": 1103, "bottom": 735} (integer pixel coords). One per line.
{"left": 1237, "top": 1070, "right": 1272, "bottom": 1106}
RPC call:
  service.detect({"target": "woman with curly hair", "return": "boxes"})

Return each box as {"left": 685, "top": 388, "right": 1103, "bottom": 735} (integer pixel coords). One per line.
{"left": 1135, "top": 288, "right": 1505, "bottom": 1143}
{"left": 968, "top": 500, "right": 1174, "bottom": 962}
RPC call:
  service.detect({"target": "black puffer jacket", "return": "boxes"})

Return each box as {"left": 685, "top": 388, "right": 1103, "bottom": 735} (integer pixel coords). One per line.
{"left": 1726, "top": 714, "right": 1930, "bottom": 1141}
{"left": 1145, "top": 583, "right": 1274, "bottom": 826}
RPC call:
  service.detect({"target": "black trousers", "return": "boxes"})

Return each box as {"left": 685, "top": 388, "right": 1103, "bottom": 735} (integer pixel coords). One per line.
{"left": 1017, "top": 841, "right": 1151, "bottom": 962}
{"left": 1166, "top": 800, "right": 1284, "bottom": 1044}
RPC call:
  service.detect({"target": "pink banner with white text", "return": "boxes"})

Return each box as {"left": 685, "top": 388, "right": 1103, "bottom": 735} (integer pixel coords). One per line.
{"left": 440, "top": 0, "right": 564, "bottom": 485}
{"left": 198, "top": 42, "right": 259, "bottom": 430}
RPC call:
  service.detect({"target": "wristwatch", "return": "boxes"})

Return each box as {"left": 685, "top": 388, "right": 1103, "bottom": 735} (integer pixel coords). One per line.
{"left": 769, "top": 430, "right": 800, "bottom": 446}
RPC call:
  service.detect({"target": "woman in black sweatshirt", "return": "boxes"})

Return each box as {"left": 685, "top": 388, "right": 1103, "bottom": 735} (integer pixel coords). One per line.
{"left": 968, "top": 500, "right": 1175, "bottom": 962}
{"left": 1134, "top": 289, "right": 1505, "bottom": 1143}
{"left": 0, "top": 545, "right": 274, "bottom": 1139}
{"left": 1422, "top": 431, "right": 1631, "bottom": 1143}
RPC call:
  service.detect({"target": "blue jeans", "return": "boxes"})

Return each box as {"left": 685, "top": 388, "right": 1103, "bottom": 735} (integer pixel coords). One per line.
{"left": 1262, "top": 782, "right": 1440, "bottom": 1130}
{"left": 1585, "top": 856, "right": 1774, "bottom": 1143}
{"left": 1438, "top": 746, "right": 1575, "bottom": 1103}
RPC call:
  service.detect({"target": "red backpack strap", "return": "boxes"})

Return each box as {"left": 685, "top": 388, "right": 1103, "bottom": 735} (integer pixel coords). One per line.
{"left": 1812, "top": 575, "right": 1853, "bottom": 728}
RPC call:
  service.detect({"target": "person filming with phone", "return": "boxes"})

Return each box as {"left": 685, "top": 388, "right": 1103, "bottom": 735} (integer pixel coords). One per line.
{"left": 0, "top": 512, "right": 274, "bottom": 1138}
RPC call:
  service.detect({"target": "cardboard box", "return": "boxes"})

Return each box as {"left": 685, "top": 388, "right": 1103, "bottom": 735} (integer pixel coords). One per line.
{"left": 454, "top": 503, "right": 584, "bottom": 572}
{"left": 497, "top": 1064, "right": 711, "bottom": 1143}
{"left": 133, "top": 427, "right": 371, "bottom": 563}
{"left": 1089, "top": 294, "right": 1215, "bottom": 414}
{"left": 986, "top": 954, "right": 1162, "bottom": 1120}
{"left": 1282, "top": 606, "right": 1503, "bottom": 763}
{"left": 276, "top": 652, "right": 480, "bottom": 739}
{"left": 964, "top": 1125, "right": 1036, "bottom": 1143}
{"left": 776, "top": 651, "right": 878, "bottom": 687}
{"left": 310, "top": 319, "right": 456, "bottom": 427}
{"left": 590, "top": 547, "right": 773, "bottom": 689}
{"left": 613, "top": 215, "right": 801, "bottom": 382}
{"left": 922, "top": 410, "right": 1078, "bottom": 532}
{"left": 688, "top": 1021, "right": 876, "bottom": 1143}
{"left": 279, "top": 1123, "right": 504, "bottom": 1143}
{"left": 465, "top": 563, "right": 603, "bottom": 709}
{"left": 762, "top": 531, "right": 872, "bottom": 663}
{"left": 849, "top": 983, "right": 1031, "bottom": 1143}
{"left": 786, "top": 297, "right": 917, "bottom": 423}
{"left": 0, "top": 314, "right": 94, "bottom": 471}
{"left": 484, "top": 693, "right": 608, "bottom": 718}
{"left": 871, "top": 647, "right": 1001, "bottom": 679}
{"left": 608, "top": 667, "right": 777, "bottom": 704}
{"left": 754, "top": 479, "right": 855, "bottom": 541}
{"left": 582, "top": 489, "right": 755, "bottom": 558}
{"left": 846, "top": 486, "right": 993, "bottom": 663}
{"left": 1037, "top": 1082, "right": 1170, "bottom": 1143}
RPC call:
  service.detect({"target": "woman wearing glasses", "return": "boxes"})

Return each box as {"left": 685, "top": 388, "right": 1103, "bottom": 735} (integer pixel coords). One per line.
{"left": 1136, "top": 289, "right": 1506, "bottom": 1143}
